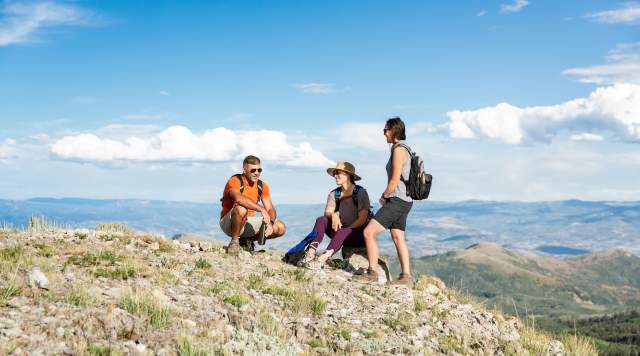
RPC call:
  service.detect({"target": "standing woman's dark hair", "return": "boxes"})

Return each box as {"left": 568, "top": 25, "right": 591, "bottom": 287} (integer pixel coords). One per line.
{"left": 385, "top": 117, "right": 406, "bottom": 141}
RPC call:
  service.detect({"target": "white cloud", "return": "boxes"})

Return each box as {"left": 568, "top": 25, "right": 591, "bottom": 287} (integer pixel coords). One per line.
{"left": 50, "top": 125, "right": 334, "bottom": 167}
{"left": 333, "top": 122, "right": 389, "bottom": 151}
{"left": 563, "top": 42, "right": 640, "bottom": 85}
{"left": 477, "top": 10, "right": 488, "bottom": 17}
{"left": 499, "top": 0, "right": 529, "bottom": 14}
{"left": 586, "top": 2, "right": 640, "bottom": 24}
{"left": 570, "top": 133, "right": 605, "bottom": 142}
{"left": 0, "top": 138, "right": 17, "bottom": 159}
{"left": 445, "top": 84, "right": 640, "bottom": 144}
{"left": 0, "top": 1, "right": 94, "bottom": 46}
{"left": 293, "top": 83, "right": 337, "bottom": 94}
{"left": 159, "top": 90, "right": 170, "bottom": 96}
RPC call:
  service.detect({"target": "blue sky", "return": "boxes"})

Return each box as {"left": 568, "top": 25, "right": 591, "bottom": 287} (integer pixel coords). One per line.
{"left": 1, "top": 0, "right": 639, "bottom": 203}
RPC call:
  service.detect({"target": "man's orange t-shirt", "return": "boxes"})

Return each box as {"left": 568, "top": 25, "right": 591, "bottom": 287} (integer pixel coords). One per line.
{"left": 220, "top": 175, "right": 271, "bottom": 218}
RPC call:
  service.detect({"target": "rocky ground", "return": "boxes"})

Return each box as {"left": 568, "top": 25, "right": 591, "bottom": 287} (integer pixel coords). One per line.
{"left": 0, "top": 226, "right": 566, "bottom": 355}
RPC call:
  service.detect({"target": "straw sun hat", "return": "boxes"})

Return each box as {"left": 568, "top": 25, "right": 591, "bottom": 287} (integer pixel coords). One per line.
{"left": 326, "top": 161, "right": 361, "bottom": 181}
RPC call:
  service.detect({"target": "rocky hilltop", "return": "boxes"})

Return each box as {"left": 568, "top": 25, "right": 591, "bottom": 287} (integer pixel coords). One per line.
{"left": 0, "top": 226, "right": 567, "bottom": 355}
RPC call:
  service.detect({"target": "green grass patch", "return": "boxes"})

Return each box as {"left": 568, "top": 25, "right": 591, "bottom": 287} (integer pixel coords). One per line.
{"left": 223, "top": 294, "right": 250, "bottom": 308}
{"left": 87, "top": 344, "right": 121, "bottom": 356}
{"left": 245, "top": 274, "right": 263, "bottom": 290}
{"left": 94, "top": 265, "right": 137, "bottom": 280}
{"left": 194, "top": 257, "right": 211, "bottom": 269}
{"left": 205, "top": 281, "right": 232, "bottom": 296}
{"left": 179, "top": 337, "right": 208, "bottom": 356}
{"left": 64, "top": 286, "right": 91, "bottom": 307}
{"left": 119, "top": 293, "right": 174, "bottom": 328}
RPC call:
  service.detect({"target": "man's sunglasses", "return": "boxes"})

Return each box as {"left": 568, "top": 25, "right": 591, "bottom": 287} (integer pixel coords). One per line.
{"left": 383, "top": 128, "right": 389, "bottom": 134}
{"left": 250, "top": 168, "right": 263, "bottom": 173}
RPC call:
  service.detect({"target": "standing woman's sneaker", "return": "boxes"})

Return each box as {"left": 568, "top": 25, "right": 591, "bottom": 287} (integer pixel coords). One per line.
{"left": 390, "top": 273, "right": 413, "bottom": 286}
{"left": 352, "top": 267, "right": 379, "bottom": 283}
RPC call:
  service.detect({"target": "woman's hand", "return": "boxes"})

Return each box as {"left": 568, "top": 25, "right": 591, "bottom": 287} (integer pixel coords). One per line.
{"left": 379, "top": 195, "right": 386, "bottom": 206}
{"left": 331, "top": 212, "right": 342, "bottom": 231}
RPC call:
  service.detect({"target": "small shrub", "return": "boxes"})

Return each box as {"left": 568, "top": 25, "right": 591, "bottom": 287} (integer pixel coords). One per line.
{"left": 87, "top": 344, "right": 121, "bottom": 356}
{"left": 64, "top": 287, "right": 91, "bottom": 307}
{"left": 94, "top": 266, "right": 137, "bottom": 280}
{"left": 262, "top": 286, "right": 296, "bottom": 299}
{"left": 414, "top": 298, "right": 428, "bottom": 313}
{"left": 306, "top": 338, "right": 323, "bottom": 348}
{"left": 0, "top": 284, "right": 22, "bottom": 305}
{"left": 119, "top": 293, "right": 174, "bottom": 328}
{"left": 223, "top": 294, "right": 250, "bottom": 308}
{"left": 245, "top": 274, "right": 263, "bottom": 290}
{"left": 561, "top": 333, "right": 597, "bottom": 356}
{"left": 74, "top": 231, "right": 88, "bottom": 240}
{"left": 206, "top": 281, "right": 231, "bottom": 296}
{"left": 95, "top": 222, "right": 133, "bottom": 234}
{"left": 194, "top": 257, "right": 211, "bottom": 269}
{"left": 34, "top": 243, "right": 54, "bottom": 257}
{"left": 157, "top": 238, "right": 176, "bottom": 253}
{"left": 310, "top": 295, "right": 327, "bottom": 316}
{"left": 161, "top": 257, "right": 179, "bottom": 269}
{"left": 179, "top": 337, "right": 208, "bottom": 356}
{"left": 383, "top": 311, "right": 413, "bottom": 332}
{"left": 289, "top": 269, "right": 309, "bottom": 282}
{"left": 0, "top": 245, "right": 23, "bottom": 263}
{"left": 326, "top": 259, "right": 348, "bottom": 270}
{"left": 256, "top": 311, "right": 287, "bottom": 338}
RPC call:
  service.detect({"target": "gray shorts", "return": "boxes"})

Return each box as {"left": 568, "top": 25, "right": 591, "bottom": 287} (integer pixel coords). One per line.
{"left": 219, "top": 210, "right": 264, "bottom": 238}
{"left": 373, "top": 197, "right": 413, "bottom": 231}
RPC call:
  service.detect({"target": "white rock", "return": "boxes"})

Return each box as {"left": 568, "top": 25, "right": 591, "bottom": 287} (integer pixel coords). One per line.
{"left": 28, "top": 268, "right": 49, "bottom": 290}
{"left": 56, "top": 327, "right": 65, "bottom": 338}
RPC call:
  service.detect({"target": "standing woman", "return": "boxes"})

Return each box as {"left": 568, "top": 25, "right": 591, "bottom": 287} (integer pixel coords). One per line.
{"left": 354, "top": 117, "right": 413, "bottom": 286}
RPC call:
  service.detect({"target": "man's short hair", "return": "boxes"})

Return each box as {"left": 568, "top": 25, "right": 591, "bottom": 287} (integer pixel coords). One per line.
{"left": 243, "top": 155, "right": 261, "bottom": 166}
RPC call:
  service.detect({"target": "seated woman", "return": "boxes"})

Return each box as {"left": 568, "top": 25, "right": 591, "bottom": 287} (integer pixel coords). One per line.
{"left": 299, "top": 161, "right": 372, "bottom": 270}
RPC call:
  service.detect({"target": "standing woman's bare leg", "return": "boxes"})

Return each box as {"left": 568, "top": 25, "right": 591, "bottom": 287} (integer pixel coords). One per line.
{"left": 363, "top": 219, "right": 385, "bottom": 269}
{"left": 390, "top": 229, "right": 411, "bottom": 275}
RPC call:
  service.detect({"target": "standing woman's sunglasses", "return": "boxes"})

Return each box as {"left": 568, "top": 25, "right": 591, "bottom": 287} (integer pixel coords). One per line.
{"left": 250, "top": 168, "right": 263, "bottom": 173}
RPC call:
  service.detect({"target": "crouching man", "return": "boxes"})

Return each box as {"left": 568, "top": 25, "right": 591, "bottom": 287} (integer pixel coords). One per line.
{"left": 220, "top": 155, "right": 286, "bottom": 254}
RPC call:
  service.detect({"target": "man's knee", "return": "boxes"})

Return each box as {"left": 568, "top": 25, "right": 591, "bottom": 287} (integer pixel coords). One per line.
{"left": 273, "top": 220, "right": 286, "bottom": 237}
{"left": 232, "top": 205, "right": 248, "bottom": 217}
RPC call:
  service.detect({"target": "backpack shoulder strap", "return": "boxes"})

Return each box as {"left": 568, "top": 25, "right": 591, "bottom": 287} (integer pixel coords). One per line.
{"left": 351, "top": 185, "right": 362, "bottom": 208}
{"left": 334, "top": 187, "right": 342, "bottom": 212}
{"left": 393, "top": 142, "right": 413, "bottom": 156}
{"left": 257, "top": 179, "right": 263, "bottom": 201}
{"left": 233, "top": 174, "right": 245, "bottom": 193}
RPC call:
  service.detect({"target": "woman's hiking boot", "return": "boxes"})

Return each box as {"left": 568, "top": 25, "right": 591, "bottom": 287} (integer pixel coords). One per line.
{"left": 352, "top": 267, "right": 378, "bottom": 283}
{"left": 297, "top": 252, "right": 315, "bottom": 267}
{"left": 302, "top": 257, "right": 324, "bottom": 270}
{"left": 390, "top": 273, "right": 413, "bottom": 287}
{"left": 226, "top": 239, "right": 240, "bottom": 255}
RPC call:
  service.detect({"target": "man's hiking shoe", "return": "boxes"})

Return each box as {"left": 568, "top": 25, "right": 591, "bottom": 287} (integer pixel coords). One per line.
{"left": 390, "top": 273, "right": 413, "bottom": 287}
{"left": 257, "top": 222, "right": 267, "bottom": 246}
{"left": 352, "top": 267, "right": 378, "bottom": 283}
{"left": 226, "top": 240, "right": 240, "bottom": 255}
{"left": 302, "top": 258, "right": 324, "bottom": 271}
{"left": 239, "top": 237, "right": 255, "bottom": 252}
{"left": 297, "top": 253, "right": 315, "bottom": 267}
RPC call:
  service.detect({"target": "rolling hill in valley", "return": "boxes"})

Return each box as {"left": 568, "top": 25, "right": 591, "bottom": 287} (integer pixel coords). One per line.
{"left": 403, "top": 243, "right": 640, "bottom": 354}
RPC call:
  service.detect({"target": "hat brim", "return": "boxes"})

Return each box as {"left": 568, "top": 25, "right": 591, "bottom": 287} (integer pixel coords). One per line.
{"left": 327, "top": 168, "right": 361, "bottom": 181}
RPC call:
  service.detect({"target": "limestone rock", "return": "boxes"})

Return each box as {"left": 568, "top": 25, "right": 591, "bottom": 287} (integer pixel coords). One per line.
{"left": 27, "top": 268, "right": 49, "bottom": 290}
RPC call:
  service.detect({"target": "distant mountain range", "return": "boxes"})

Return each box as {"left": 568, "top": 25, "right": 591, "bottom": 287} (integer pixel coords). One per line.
{"left": 1, "top": 198, "right": 639, "bottom": 258}
{"left": 402, "top": 243, "right": 640, "bottom": 353}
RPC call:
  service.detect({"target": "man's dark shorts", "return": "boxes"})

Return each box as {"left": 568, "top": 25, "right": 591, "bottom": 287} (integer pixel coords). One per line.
{"left": 373, "top": 197, "right": 413, "bottom": 231}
